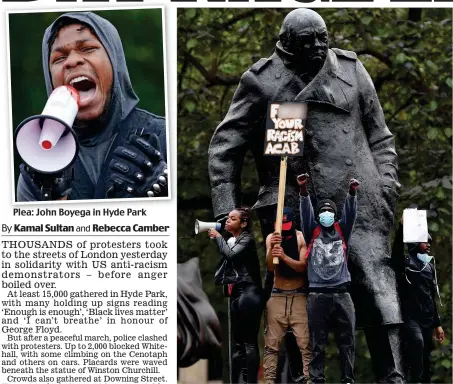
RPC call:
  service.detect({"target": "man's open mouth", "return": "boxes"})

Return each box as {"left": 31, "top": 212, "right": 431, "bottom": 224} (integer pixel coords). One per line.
{"left": 69, "top": 76, "right": 97, "bottom": 105}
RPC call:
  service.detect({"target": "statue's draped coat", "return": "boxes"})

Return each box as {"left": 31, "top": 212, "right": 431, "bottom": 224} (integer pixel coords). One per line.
{"left": 209, "top": 46, "right": 402, "bottom": 327}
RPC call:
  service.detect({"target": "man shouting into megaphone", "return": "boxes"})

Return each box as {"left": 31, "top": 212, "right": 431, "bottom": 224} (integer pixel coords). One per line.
{"left": 16, "top": 12, "right": 168, "bottom": 201}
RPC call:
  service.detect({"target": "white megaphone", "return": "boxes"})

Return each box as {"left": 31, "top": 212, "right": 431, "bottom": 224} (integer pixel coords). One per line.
{"left": 195, "top": 220, "right": 221, "bottom": 235}
{"left": 15, "top": 85, "right": 80, "bottom": 174}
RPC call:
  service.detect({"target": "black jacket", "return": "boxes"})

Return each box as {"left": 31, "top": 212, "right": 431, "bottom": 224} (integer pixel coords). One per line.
{"left": 214, "top": 231, "right": 262, "bottom": 286}
{"left": 392, "top": 224, "right": 441, "bottom": 328}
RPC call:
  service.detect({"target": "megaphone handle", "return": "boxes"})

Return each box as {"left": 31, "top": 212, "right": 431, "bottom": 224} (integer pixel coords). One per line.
{"left": 41, "top": 186, "right": 52, "bottom": 201}
{"left": 27, "top": 168, "right": 72, "bottom": 200}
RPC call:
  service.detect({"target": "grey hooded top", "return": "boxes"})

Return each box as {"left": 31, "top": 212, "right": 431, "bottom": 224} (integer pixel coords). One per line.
{"left": 17, "top": 12, "right": 166, "bottom": 201}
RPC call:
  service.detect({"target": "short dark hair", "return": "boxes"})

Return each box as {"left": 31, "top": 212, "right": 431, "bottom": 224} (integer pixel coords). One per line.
{"left": 47, "top": 17, "right": 97, "bottom": 53}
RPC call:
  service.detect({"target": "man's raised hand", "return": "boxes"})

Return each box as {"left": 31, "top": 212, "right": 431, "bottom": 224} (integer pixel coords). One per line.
{"left": 349, "top": 178, "right": 360, "bottom": 195}
{"left": 297, "top": 173, "right": 310, "bottom": 196}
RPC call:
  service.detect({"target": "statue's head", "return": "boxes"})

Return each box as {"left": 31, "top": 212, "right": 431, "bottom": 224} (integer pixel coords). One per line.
{"left": 279, "top": 9, "right": 328, "bottom": 76}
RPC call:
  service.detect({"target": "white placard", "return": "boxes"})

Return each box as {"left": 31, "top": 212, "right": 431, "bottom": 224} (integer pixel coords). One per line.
{"left": 403, "top": 209, "right": 428, "bottom": 243}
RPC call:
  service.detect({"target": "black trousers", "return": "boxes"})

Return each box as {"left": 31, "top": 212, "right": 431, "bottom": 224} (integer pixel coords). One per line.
{"left": 307, "top": 292, "right": 356, "bottom": 384}
{"left": 403, "top": 319, "right": 434, "bottom": 383}
{"left": 231, "top": 283, "right": 264, "bottom": 384}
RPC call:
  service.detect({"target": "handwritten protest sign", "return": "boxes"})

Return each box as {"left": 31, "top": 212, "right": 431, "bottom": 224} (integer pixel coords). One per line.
{"left": 403, "top": 208, "right": 428, "bottom": 243}
{"left": 264, "top": 102, "right": 307, "bottom": 264}
{"left": 264, "top": 102, "right": 307, "bottom": 156}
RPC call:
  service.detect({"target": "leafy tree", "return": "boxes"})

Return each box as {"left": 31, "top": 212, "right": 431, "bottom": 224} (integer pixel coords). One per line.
{"left": 177, "top": 8, "right": 452, "bottom": 383}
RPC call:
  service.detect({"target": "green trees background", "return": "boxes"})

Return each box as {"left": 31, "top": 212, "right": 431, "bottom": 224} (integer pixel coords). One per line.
{"left": 177, "top": 8, "right": 452, "bottom": 382}
{"left": 9, "top": 9, "right": 165, "bottom": 183}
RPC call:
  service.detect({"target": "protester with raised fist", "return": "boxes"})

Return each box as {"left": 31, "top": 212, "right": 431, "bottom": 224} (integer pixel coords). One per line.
{"left": 17, "top": 12, "right": 167, "bottom": 201}
{"left": 298, "top": 173, "right": 359, "bottom": 384}
{"left": 208, "top": 8, "right": 403, "bottom": 382}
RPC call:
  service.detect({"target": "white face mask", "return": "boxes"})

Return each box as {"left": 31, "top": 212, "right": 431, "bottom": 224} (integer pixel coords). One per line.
{"left": 417, "top": 253, "right": 433, "bottom": 264}
{"left": 319, "top": 211, "right": 334, "bottom": 227}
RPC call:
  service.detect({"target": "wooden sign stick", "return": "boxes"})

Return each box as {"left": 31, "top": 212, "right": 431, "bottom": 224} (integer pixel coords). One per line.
{"left": 273, "top": 156, "right": 288, "bottom": 264}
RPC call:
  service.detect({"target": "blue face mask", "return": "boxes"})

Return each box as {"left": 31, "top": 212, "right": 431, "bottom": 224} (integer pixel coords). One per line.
{"left": 417, "top": 253, "right": 433, "bottom": 264}
{"left": 319, "top": 211, "right": 335, "bottom": 227}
